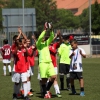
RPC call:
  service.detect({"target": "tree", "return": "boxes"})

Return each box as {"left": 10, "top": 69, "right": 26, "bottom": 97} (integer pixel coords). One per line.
{"left": 55, "top": 9, "right": 80, "bottom": 29}
{"left": 79, "top": 0, "right": 100, "bottom": 34}
{"left": 31, "top": 0, "right": 58, "bottom": 31}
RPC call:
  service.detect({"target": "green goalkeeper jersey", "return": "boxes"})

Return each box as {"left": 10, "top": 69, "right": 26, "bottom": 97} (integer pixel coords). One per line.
{"left": 58, "top": 43, "right": 71, "bottom": 64}
{"left": 36, "top": 30, "right": 54, "bottom": 63}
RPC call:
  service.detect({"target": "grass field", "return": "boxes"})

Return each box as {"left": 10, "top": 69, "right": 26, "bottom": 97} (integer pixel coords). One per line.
{"left": 0, "top": 58, "right": 100, "bottom": 100}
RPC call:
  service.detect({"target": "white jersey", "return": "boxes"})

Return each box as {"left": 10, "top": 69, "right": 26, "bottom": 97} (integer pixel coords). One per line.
{"left": 69, "top": 47, "right": 86, "bottom": 72}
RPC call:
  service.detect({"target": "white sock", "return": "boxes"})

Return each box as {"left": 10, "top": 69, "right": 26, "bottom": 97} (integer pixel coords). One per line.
{"left": 27, "top": 81, "right": 31, "bottom": 93}
{"left": 54, "top": 84, "right": 60, "bottom": 94}
{"left": 8, "top": 65, "right": 11, "bottom": 72}
{"left": 23, "top": 82, "right": 28, "bottom": 97}
{"left": 3, "top": 66, "right": 6, "bottom": 75}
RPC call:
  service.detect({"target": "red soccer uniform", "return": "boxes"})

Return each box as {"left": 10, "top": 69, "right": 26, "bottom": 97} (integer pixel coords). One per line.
{"left": 13, "top": 49, "right": 27, "bottom": 73}
{"left": 1, "top": 44, "right": 11, "bottom": 59}
{"left": 27, "top": 46, "right": 35, "bottom": 67}
{"left": 49, "top": 42, "right": 60, "bottom": 67}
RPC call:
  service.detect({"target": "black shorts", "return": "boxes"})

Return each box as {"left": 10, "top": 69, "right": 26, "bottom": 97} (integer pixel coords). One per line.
{"left": 70, "top": 72, "right": 83, "bottom": 79}
{"left": 59, "top": 63, "right": 70, "bottom": 74}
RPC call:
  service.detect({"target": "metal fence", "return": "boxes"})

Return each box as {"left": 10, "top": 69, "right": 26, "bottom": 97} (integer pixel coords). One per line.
{"left": 92, "top": 45, "right": 100, "bottom": 57}
{"left": 0, "top": 31, "right": 34, "bottom": 47}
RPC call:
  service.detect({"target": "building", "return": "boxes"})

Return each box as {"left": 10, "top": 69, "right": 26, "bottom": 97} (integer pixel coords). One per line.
{"left": 55, "top": 0, "right": 100, "bottom": 16}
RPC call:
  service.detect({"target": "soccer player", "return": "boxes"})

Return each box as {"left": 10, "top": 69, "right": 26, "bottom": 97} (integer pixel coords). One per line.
{"left": 58, "top": 35, "right": 71, "bottom": 91}
{"left": 12, "top": 28, "right": 27, "bottom": 100}
{"left": 69, "top": 39, "right": 86, "bottom": 96}
{"left": 0, "top": 39, "right": 12, "bottom": 76}
{"left": 26, "top": 39, "right": 36, "bottom": 96}
{"left": 12, "top": 38, "right": 31, "bottom": 100}
{"left": 36, "top": 22, "right": 56, "bottom": 98}
{"left": 48, "top": 30, "right": 62, "bottom": 97}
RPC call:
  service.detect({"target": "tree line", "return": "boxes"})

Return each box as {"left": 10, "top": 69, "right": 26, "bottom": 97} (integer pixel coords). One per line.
{"left": 0, "top": 0, "right": 100, "bottom": 34}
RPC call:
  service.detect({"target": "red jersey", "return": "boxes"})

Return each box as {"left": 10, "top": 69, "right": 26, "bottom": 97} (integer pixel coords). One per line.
{"left": 1, "top": 44, "right": 11, "bottom": 59}
{"left": 49, "top": 42, "right": 60, "bottom": 67}
{"left": 27, "top": 46, "right": 35, "bottom": 67}
{"left": 13, "top": 49, "right": 27, "bottom": 73}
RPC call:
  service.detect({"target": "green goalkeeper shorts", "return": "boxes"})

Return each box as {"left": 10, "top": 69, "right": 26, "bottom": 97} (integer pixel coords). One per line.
{"left": 39, "top": 62, "right": 56, "bottom": 78}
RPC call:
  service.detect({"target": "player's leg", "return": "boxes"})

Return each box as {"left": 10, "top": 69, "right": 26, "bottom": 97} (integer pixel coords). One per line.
{"left": 37, "top": 71, "right": 43, "bottom": 95}
{"left": 46, "top": 62, "right": 56, "bottom": 97}
{"left": 27, "top": 68, "right": 33, "bottom": 96}
{"left": 7, "top": 62, "right": 12, "bottom": 75}
{"left": 78, "top": 72, "right": 85, "bottom": 96}
{"left": 70, "top": 72, "right": 76, "bottom": 94}
{"left": 59, "top": 63, "right": 65, "bottom": 90}
{"left": 39, "top": 63, "right": 48, "bottom": 98}
{"left": 21, "top": 72, "right": 31, "bottom": 100}
{"left": 66, "top": 64, "right": 71, "bottom": 91}
{"left": 53, "top": 67, "right": 61, "bottom": 97}
{"left": 30, "top": 66, "right": 34, "bottom": 92}
{"left": 3, "top": 63, "right": 6, "bottom": 76}
{"left": 12, "top": 72, "right": 22, "bottom": 99}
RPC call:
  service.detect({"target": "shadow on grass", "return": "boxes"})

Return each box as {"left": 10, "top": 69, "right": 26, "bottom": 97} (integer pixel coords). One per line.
{"left": 69, "top": 93, "right": 80, "bottom": 95}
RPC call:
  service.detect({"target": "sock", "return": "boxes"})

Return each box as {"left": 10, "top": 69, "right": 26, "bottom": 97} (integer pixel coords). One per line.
{"left": 46, "top": 81, "right": 53, "bottom": 91}
{"left": 60, "top": 75, "right": 64, "bottom": 89}
{"left": 54, "top": 84, "right": 60, "bottom": 94}
{"left": 46, "top": 79, "right": 49, "bottom": 87}
{"left": 71, "top": 85, "right": 75, "bottom": 91}
{"left": 23, "top": 82, "right": 28, "bottom": 97}
{"left": 3, "top": 66, "right": 6, "bottom": 75}
{"left": 27, "top": 81, "right": 31, "bottom": 93}
{"left": 66, "top": 78, "right": 70, "bottom": 88}
{"left": 39, "top": 81, "right": 43, "bottom": 93}
{"left": 14, "top": 83, "right": 20, "bottom": 94}
{"left": 80, "top": 87, "right": 84, "bottom": 91}
{"left": 42, "top": 84, "right": 47, "bottom": 96}
{"left": 8, "top": 65, "right": 11, "bottom": 72}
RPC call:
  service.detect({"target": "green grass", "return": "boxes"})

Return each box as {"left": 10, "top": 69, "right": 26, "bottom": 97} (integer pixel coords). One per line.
{"left": 0, "top": 58, "right": 100, "bottom": 100}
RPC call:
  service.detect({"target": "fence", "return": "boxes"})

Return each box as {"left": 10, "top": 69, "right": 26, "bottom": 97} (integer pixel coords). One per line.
{"left": 92, "top": 45, "right": 100, "bottom": 57}
{"left": 0, "top": 31, "right": 34, "bottom": 47}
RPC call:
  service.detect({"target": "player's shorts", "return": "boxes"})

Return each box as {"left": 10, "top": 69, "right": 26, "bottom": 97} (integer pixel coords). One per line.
{"left": 30, "top": 66, "right": 34, "bottom": 75}
{"left": 39, "top": 62, "right": 56, "bottom": 78}
{"left": 27, "top": 66, "right": 34, "bottom": 77}
{"left": 70, "top": 72, "right": 83, "bottom": 79}
{"left": 3, "top": 59, "right": 11, "bottom": 64}
{"left": 59, "top": 63, "right": 70, "bottom": 75}
{"left": 54, "top": 67, "right": 58, "bottom": 75}
{"left": 12, "top": 72, "right": 27, "bottom": 83}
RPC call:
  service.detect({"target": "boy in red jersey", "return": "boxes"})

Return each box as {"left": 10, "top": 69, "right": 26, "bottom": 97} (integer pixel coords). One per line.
{"left": 12, "top": 38, "right": 31, "bottom": 100}
{"left": 0, "top": 39, "right": 12, "bottom": 76}
{"left": 26, "top": 39, "right": 36, "bottom": 96}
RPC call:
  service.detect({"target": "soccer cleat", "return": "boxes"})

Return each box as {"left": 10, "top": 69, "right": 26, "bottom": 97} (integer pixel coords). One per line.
{"left": 80, "top": 91, "right": 85, "bottom": 96}
{"left": 23, "top": 96, "right": 31, "bottom": 100}
{"left": 44, "top": 94, "right": 51, "bottom": 99}
{"left": 20, "top": 90, "right": 24, "bottom": 95}
{"left": 16, "top": 93, "right": 22, "bottom": 99}
{"left": 28, "top": 92, "right": 33, "bottom": 96}
{"left": 71, "top": 89, "right": 76, "bottom": 95}
{"left": 13, "top": 93, "right": 17, "bottom": 100}
{"left": 3, "top": 74, "right": 6, "bottom": 76}
{"left": 47, "top": 91, "right": 52, "bottom": 97}
{"left": 56, "top": 93, "right": 62, "bottom": 98}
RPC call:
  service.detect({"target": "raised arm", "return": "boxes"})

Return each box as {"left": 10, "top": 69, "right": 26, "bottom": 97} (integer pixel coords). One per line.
{"left": 46, "top": 30, "right": 54, "bottom": 46}
{"left": 36, "top": 30, "right": 46, "bottom": 47}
